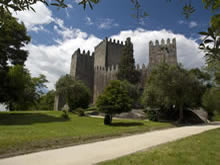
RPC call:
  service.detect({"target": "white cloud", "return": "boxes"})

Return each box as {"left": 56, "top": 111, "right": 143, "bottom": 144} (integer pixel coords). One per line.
{"left": 25, "top": 28, "right": 205, "bottom": 90}
{"left": 189, "top": 21, "right": 198, "bottom": 28}
{"left": 98, "top": 18, "right": 119, "bottom": 29}
{"left": 74, "top": 0, "right": 82, "bottom": 3}
{"left": 85, "top": 16, "right": 94, "bottom": 25}
{"left": 26, "top": 23, "right": 101, "bottom": 89}
{"left": 178, "top": 20, "right": 198, "bottom": 28}
{"left": 12, "top": 2, "right": 53, "bottom": 31}
{"left": 111, "top": 28, "right": 205, "bottom": 68}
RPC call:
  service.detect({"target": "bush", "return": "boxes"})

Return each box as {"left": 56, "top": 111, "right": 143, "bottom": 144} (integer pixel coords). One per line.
{"left": 202, "top": 87, "right": 220, "bottom": 119}
{"left": 145, "top": 108, "right": 159, "bottom": 121}
{"left": 61, "top": 109, "right": 70, "bottom": 120}
{"left": 96, "top": 80, "right": 133, "bottom": 125}
{"left": 56, "top": 75, "right": 91, "bottom": 112}
{"left": 75, "top": 107, "right": 85, "bottom": 117}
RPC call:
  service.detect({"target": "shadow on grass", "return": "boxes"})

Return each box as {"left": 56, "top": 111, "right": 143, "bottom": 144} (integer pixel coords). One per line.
{"left": 110, "top": 122, "right": 144, "bottom": 127}
{"left": 0, "top": 113, "right": 67, "bottom": 125}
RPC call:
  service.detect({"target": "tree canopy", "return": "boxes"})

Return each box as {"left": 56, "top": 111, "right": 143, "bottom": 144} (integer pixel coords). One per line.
{"left": 117, "top": 38, "right": 140, "bottom": 84}
{"left": 56, "top": 74, "right": 91, "bottom": 111}
{"left": 96, "top": 80, "right": 133, "bottom": 124}
{"left": 142, "top": 63, "right": 206, "bottom": 122}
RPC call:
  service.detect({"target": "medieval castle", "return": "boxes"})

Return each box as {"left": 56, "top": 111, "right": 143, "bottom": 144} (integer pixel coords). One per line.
{"left": 54, "top": 37, "right": 177, "bottom": 110}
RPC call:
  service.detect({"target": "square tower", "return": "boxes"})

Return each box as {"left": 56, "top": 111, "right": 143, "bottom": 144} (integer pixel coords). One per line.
{"left": 149, "top": 38, "right": 177, "bottom": 70}
{"left": 94, "top": 37, "right": 125, "bottom": 67}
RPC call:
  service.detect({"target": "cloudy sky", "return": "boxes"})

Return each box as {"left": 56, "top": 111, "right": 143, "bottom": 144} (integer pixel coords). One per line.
{"left": 11, "top": 0, "right": 212, "bottom": 90}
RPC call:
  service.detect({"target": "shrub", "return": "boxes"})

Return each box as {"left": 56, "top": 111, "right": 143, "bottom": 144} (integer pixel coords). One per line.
{"left": 96, "top": 80, "right": 133, "bottom": 125}
{"left": 61, "top": 109, "right": 70, "bottom": 120}
{"left": 75, "top": 107, "right": 85, "bottom": 117}
{"left": 56, "top": 75, "right": 91, "bottom": 112}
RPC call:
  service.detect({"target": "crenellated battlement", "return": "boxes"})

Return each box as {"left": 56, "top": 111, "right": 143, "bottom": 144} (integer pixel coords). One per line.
{"left": 149, "top": 38, "right": 176, "bottom": 47}
{"left": 107, "top": 38, "right": 124, "bottom": 46}
{"left": 95, "top": 37, "right": 125, "bottom": 51}
{"left": 94, "top": 65, "right": 119, "bottom": 72}
{"left": 73, "top": 48, "right": 94, "bottom": 57}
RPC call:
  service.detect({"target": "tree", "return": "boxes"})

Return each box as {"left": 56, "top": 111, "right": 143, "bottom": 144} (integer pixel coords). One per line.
{"left": 6, "top": 65, "right": 48, "bottom": 110}
{"left": 199, "top": 26, "right": 220, "bottom": 64}
{"left": 202, "top": 87, "right": 220, "bottom": 118}
{"left": 96, "top": 80, "right": 133, "bottom": 125}
{"left": 55, "top": 74, "right": 91, "bottom": 111}
{"left": 0, "top": 13, "right": 30, "bottom": 103}
{"left": 142, "top": 63, "right": 204, "bottom": 123}
{"left": 37, "top": 90, "right": 55, "bottom": 110}
{"left": 117, "top": 38, "right": 140, "bottom": 84}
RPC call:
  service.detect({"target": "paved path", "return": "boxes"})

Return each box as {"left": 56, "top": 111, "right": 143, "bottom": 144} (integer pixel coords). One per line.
{"left": 0, "top": 124, "right": 220, "bottom": 165}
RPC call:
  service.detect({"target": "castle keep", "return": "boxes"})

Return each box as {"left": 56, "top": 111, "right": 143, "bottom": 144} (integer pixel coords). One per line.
{"left": 54, "top": 37, "right": 177, "bottom": 111}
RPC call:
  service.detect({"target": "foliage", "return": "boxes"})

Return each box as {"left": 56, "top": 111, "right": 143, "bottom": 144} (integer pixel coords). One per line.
{"left": 37, "top": 90, "right": 55, "bottom": 110}
{"left": 75, "top": 107, "right": 86, "bottom": 116}
{"left": 202, "top": 87, "right": 220, "bottom": 117}
{"left": 117, "top": 38, "right": 140, "bottom": 84}
{"left": 55, "top": 74, "right": 91, "bottom": 111}
{"left": 6, "top": 65, "right": 48, "bottom": 110}
{"left": 96, "top": 80, "right": 133, "bottom": 124}
{"left": 199, "top": 26, "right": 220, "bottom": 63}
{"left": 0, "top": 13, "right": 30, "bottom": 68}
{"left": 0, "top": 13, "right": 30, "bottom": 104}
{"left": 0, "top": 0, "right": 100, "bottom": 17}
{"left": 142, "top": 63, "right": 205, "bottom": 122}
{"left": 61, "top": 109, "right": 70, "bottom": 120}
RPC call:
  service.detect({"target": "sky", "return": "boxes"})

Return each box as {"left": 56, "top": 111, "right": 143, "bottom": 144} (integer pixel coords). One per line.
{"left": 11, "top": 0, "right": 213, "bottom": 90}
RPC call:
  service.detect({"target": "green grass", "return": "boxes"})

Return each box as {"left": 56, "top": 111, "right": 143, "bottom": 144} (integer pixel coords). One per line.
{"left": 99, "top": 128, "right": 220, "bottom": 165}
{"left": 0, "top": 111, "right": 173, "bottom": 158}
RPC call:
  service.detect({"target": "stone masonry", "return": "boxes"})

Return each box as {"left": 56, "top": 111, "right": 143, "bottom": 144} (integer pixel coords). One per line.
{"left": 54, "top": 37, "right": 177, "bottom": 111}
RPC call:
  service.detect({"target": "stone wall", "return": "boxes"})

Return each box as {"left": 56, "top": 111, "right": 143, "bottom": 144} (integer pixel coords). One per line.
{"left": 106, "top": 39, "right": 124, "bottom": 66}
{"left": 93, "top": 65, "right": 118, "bottom": 102}
{"left": 149, "top": 38, "right": 177, "bottom": 71}
{"left": 70, "top": 48, "right": 94, "bottom": 94}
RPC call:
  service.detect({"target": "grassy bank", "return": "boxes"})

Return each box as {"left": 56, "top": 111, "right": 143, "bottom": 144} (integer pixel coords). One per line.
{"left": 0, "top": 111, "right": 173, "bottom": 158}
{"left": 99, "top": 128, "right": 220, "bottom": 165}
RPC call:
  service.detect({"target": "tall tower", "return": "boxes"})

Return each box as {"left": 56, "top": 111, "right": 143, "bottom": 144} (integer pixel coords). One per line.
{"left": 94, "top": 37, "right": 125, "bottom": 67}
{"left": 148, "top": 38, "right": 177, "bottom": 70}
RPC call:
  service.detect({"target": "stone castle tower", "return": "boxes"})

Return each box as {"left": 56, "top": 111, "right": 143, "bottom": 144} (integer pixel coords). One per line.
{"left": 54, "top": 37, "right": 177, "bottom": 111}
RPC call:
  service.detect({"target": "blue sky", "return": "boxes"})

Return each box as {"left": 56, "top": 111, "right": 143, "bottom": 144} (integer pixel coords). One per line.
{"left": 11, "top": 0, "right": 213, "bottom": 89}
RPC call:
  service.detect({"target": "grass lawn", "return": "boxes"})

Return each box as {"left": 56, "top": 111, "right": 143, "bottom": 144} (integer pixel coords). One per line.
{"left": 99, "top": 128, "right": 220, "bottom": 165}
{"left": 0, "top": 111, "right": 173, "bottom": 158}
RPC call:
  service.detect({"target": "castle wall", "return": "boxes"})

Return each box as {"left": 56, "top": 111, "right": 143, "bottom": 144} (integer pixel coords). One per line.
{"left": 149, "top": 38, "right": 177, "bottom": 71}
{"left": 94, "top": 39, "right": 107, "bottom": 67}
{"left": 70, "top": 49, "right": 94, "bottom": 94}
{"left": 93, "top": 65, "right": 118, "bottom": 102}
{"left": 136, "top": 64, "right": 148, "bottom": 89}
{"left": 107, "top": 39, "right": 124, "bottom": 66}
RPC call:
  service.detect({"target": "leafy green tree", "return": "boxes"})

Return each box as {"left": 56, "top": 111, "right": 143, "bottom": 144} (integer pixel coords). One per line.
{"left": 117, "top": 38, "right": 140, "bottom": 84}
{"left": 6, "top": 65, "right": 48, "bottom": 110}
{"left": 37, "top": 90, "right": 55, "bottom": 110}
{"left": 199, "top": 26, "right": 220, "bottom": 63}
{"left": 202, "top": 87, "right": 220, "bottom": 118}
{"left": 55, "top": 75, "right": 91, "bottom": 111}
{"left": 142, "top": 63, "right": 204, "bottom": 123}
{"left": 96, "top": 80, "right": 133, "bottom": 125}
{"left": 0, "top": 13, "right": 30, "bottom": 103}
